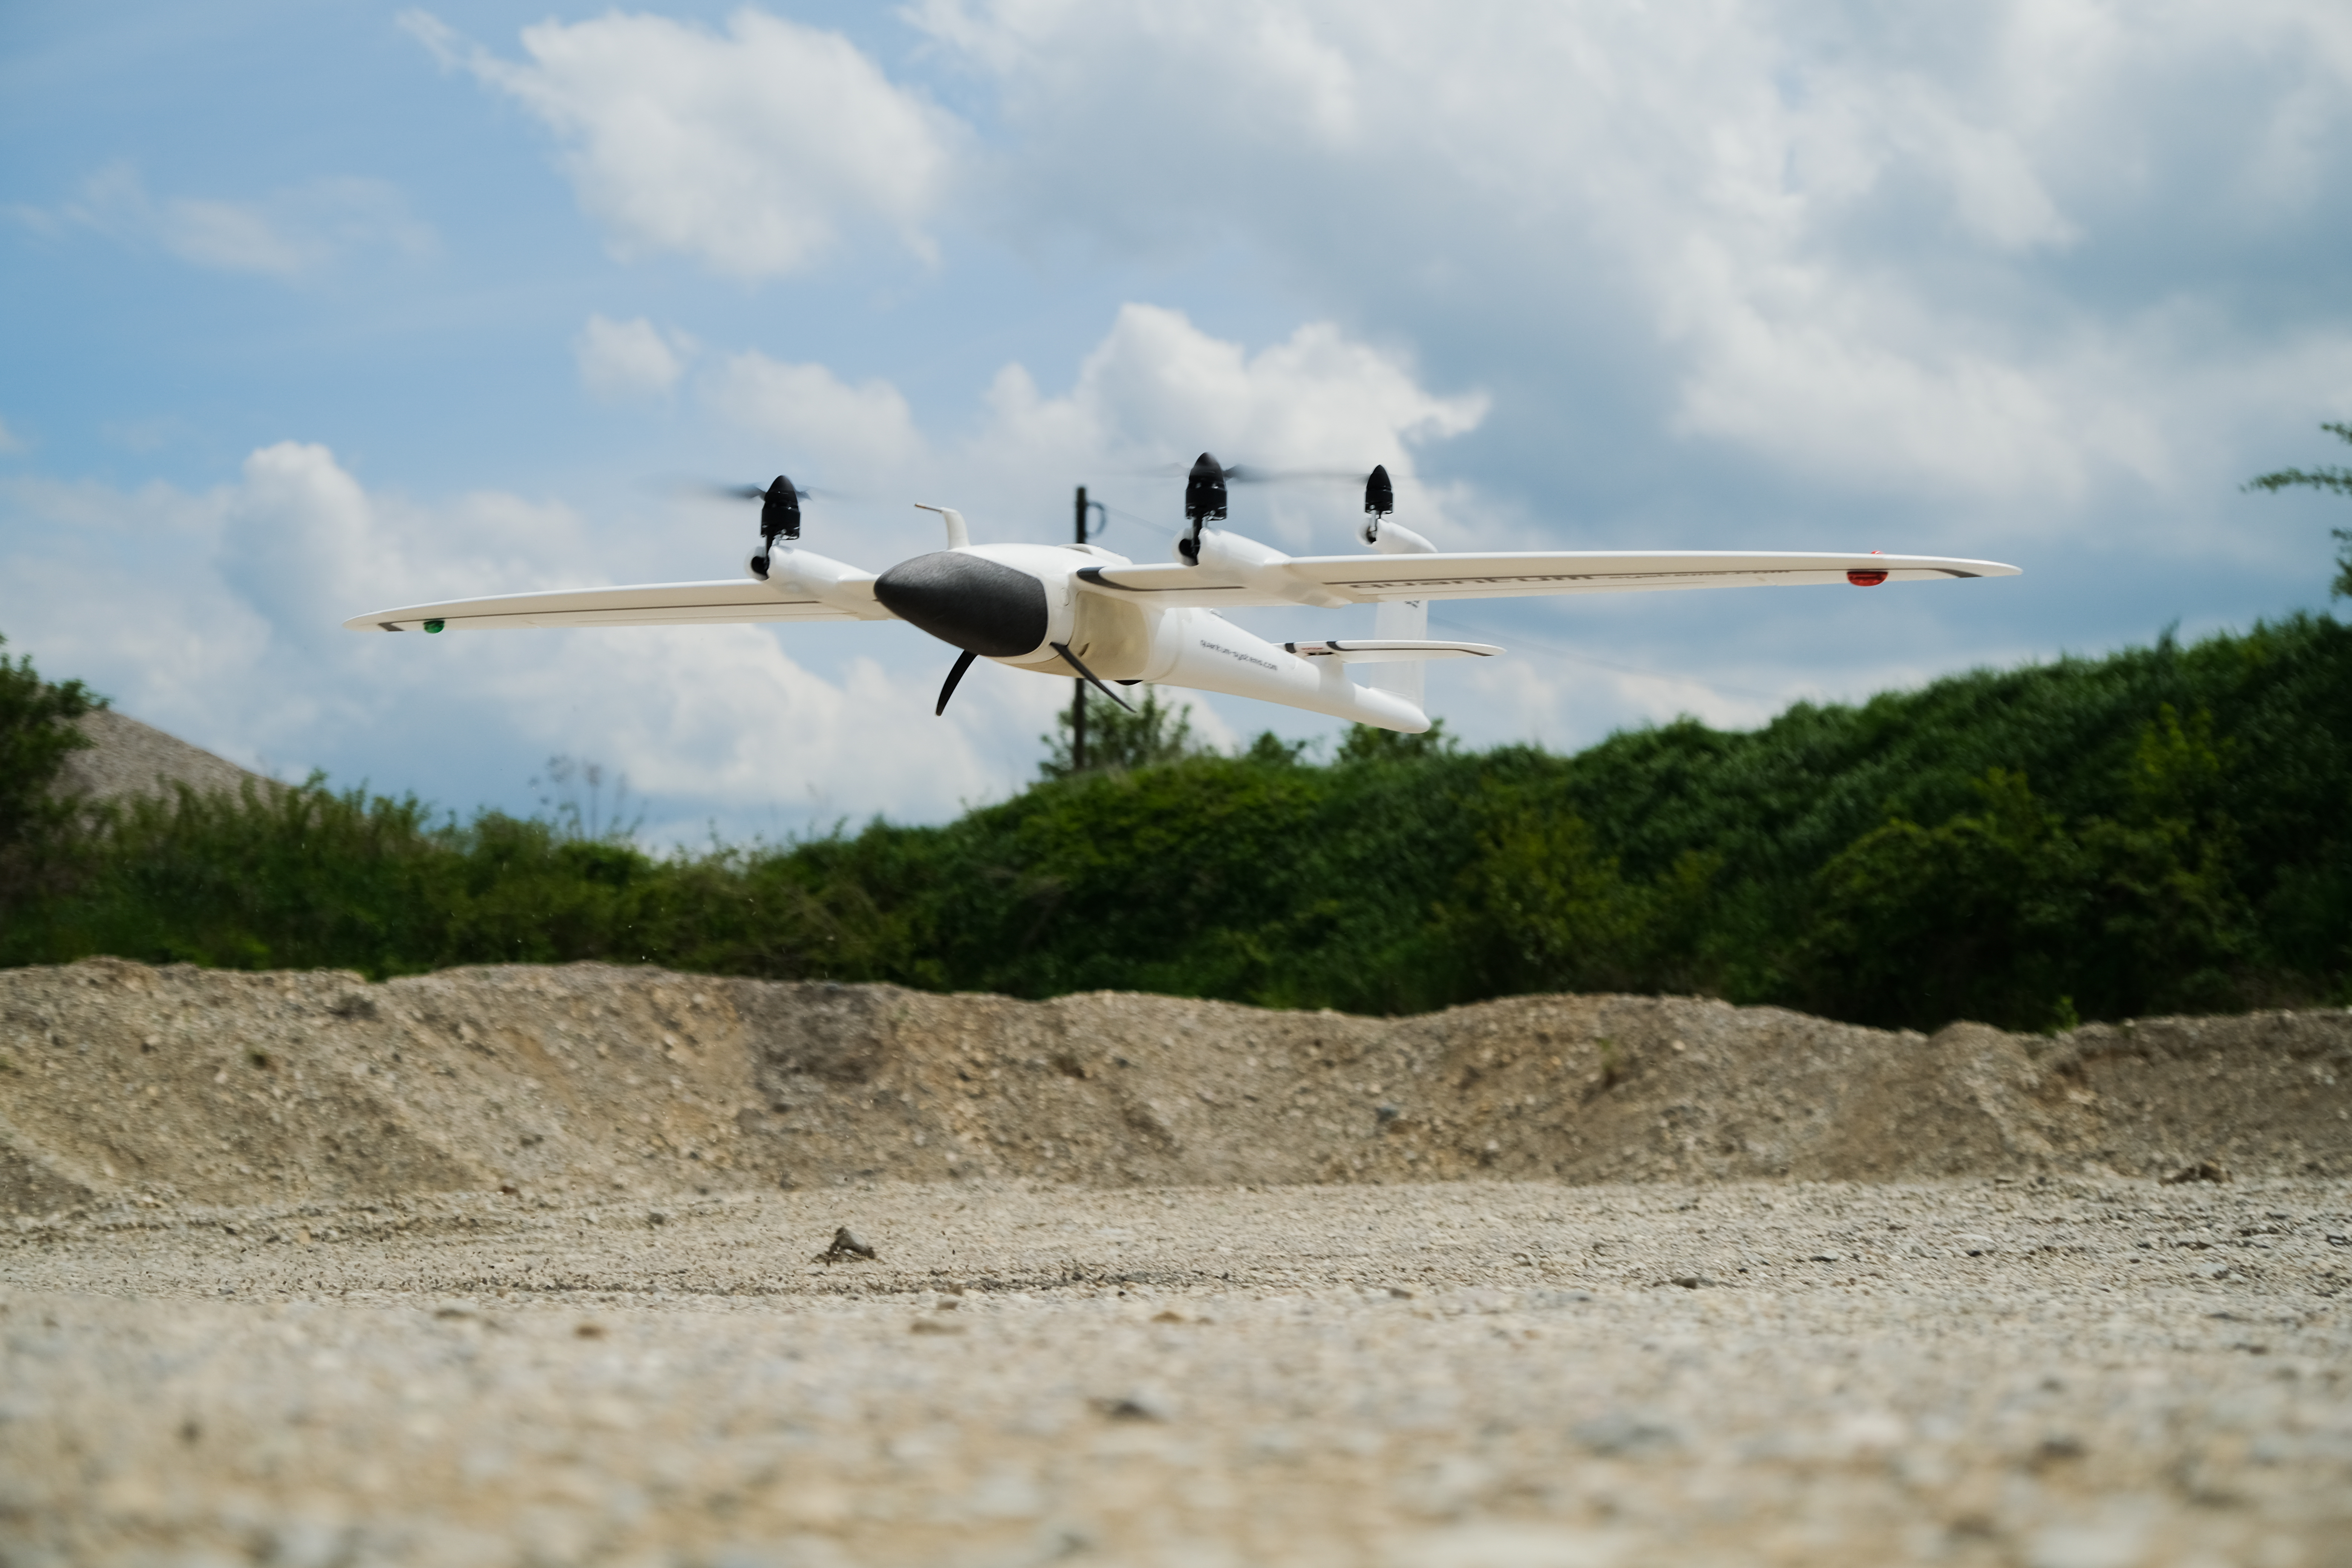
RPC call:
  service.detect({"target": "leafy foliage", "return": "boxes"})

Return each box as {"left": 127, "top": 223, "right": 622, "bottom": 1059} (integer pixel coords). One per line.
{"left": 1037, "top": 686, "right": 1211, "bottom": 778}
{"left": 2246, "top": 420, "right": 2352, "bottom": 597}
{"left": 9, "top": 614, "right": 2352, "bottom": 1032}
{"left": 0, "top": 634, "right": 98, "bottom": 908}
{"left": 531, "top": 754, "right": 643, "bottom": 843}
{"left": 1336, "top": 717, "right": 1458, "bottom": 764}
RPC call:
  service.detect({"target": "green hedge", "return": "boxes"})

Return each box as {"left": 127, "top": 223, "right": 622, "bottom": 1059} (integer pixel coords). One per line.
{"left": 6, "top": 614, "right": 2349, "bottom": 1032}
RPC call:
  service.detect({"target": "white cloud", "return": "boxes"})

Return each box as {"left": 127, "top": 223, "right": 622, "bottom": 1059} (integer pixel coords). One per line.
{"left": 13, "top": 162, "right": 434, "bottom": 279}
{"left": 703, "top": 352, "right": 926, "bottom": 478}
{"left": 405, "top": 7, "right": 960, "bottom": 279}
{"left": 909, "top": 1, "right": 2352, "bottom": 523}
{"left": 1655, "top": 239, "right": 2116, "bottom": 504}
{"left": 576, "top": 315, "right": 693, "bottom": 399}
{"left": 0, "top": 416, "right": 24, "bottom": 455}
{"left": 1011, "top": 304, "right": 1485, "bottom": 469}
{"left": 1457, "top": 643, "right": 1780, "bottom": 750}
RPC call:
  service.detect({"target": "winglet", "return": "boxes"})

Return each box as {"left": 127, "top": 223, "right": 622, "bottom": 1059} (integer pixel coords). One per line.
{"left": 913, "top": 504, "right": 971, "bottom": 549}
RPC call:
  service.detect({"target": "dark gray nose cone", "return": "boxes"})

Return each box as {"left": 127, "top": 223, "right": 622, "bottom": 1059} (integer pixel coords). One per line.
{"left": 873, "top": 552, "right": 1049, "bottom": 658}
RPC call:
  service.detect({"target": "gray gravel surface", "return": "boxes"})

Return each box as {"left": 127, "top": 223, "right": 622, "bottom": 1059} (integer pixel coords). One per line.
{"left": 6, "top": 1176, "right": 2348, "bottom": 1567}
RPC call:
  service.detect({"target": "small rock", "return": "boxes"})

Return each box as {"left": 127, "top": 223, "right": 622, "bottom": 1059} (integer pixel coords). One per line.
{"left": 816, "top": 1226, "right": 877, "bottom": 1263}
{"left": 647, "top": 1210, "right": 668, "bottom": 1227}
{"left": 1571, "top": 1411, "right": 1679, "bottom": 1456}
{"left": 2030, "top": 1434, "right": 2086, "bottom": 1468}
{"left": 910, "top": 1317, "right": 965, "bottom": 1335}
{"left": 2162, "top": 1161, "right": 2230, "bottom": 1184}
{"left": 1666, "top": 1275, "right": 1715, "bottom": 1289}
{"left": 1094, "top": 1391, "right": 1171, "bottom": 1423}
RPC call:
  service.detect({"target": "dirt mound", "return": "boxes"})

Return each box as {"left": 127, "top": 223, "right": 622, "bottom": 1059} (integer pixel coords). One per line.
{"left": 55, "top": 707, "right": 279, "bottom": 805}
{"left": 3, "top": 959, "right": 2347, "bottom": 1212}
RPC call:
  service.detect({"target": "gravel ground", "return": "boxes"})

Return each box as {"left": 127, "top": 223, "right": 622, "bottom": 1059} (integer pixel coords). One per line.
{"left": 5, "top": 1176, "right": 2348, "bottom": 1568}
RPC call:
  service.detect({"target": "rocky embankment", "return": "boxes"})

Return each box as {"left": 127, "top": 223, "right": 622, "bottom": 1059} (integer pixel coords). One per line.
{"left": 55, "top": 706, "right": 277, "bottom": 805}
{"left": 5, "top": 959, "right": 2347, "bottom": 1214}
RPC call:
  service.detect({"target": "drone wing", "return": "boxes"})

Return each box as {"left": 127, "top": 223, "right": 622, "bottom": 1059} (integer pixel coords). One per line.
{"left": 1077, "top": 550, "right": 2019, "bottom": 608}
{"left": 343, "top": 577, "right": 888, "bottom": 633}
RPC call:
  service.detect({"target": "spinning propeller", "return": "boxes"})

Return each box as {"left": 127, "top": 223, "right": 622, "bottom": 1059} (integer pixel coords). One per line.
{"left": 708, "top": 476, "right": 805, "bottom": 579}
{"left": 1176, "top": 452, "right": 1396, "bottom": 558}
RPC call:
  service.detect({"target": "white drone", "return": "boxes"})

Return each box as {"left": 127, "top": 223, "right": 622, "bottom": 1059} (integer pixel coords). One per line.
{"left": 345, "top": 455, "right": 2020, "bottom": 732}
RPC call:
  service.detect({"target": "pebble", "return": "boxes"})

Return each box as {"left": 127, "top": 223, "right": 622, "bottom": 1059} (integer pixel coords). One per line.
{"left": 816, "top": 1225, "right": 877, "bottom": 1262}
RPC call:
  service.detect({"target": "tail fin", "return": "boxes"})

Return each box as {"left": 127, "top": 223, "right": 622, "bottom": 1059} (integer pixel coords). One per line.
{"left": 1368, "top": 597, "right": 1429, "bottom": 709}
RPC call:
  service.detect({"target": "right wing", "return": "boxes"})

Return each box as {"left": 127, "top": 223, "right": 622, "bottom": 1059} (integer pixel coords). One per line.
{"left": 1079, "top": 550, "right": 2020, "bottom": 608}
{"left": 344, "top": 577, "right": 889, "bottom": 632}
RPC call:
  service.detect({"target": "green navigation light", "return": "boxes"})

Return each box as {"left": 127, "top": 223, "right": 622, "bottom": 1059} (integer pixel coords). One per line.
{"left": 423, "top": 619, "right": 445, "bottom": 634}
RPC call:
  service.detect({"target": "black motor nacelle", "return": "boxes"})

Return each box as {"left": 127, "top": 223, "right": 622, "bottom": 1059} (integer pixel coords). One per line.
{"left": 1182, "top": 452, "right": 1229, "bottom": 524}
{"left": 760, "top": 476, "right": 801, "bottom": 543}
{"left": 1178, "top": 452, "right": 1228, "bottom": 562}
{"left": 748, "top": 476, "right": 802, "bottom": 578}
{"left": 1361, "top": 462, "right": 1394, "bottom": 542}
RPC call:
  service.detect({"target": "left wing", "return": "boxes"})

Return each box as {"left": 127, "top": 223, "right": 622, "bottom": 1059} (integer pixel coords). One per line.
{"left": 1078, "top": 550, "right": 2018, "bottom": 608}
{"left": 345, "top": 577, "right": 888, "bottom": 632}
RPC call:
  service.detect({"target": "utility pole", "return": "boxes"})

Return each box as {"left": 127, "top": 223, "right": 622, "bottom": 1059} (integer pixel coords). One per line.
{"left": 1071, "top": 485, "right": 1088, "bottom": 774}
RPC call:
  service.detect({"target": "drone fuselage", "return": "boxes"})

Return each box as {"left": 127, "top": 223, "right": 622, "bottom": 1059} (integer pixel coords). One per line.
{"left": 859, "top": 539, "right": 1430, "bottom": 731}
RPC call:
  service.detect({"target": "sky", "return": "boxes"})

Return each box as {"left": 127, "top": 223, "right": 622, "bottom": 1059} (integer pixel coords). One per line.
{"left": 5, "top": 1, "right": 2350, "bottom": 846}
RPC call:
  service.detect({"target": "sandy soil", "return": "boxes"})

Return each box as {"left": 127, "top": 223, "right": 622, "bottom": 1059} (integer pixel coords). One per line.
{"left": 8, "top": 962, "right": 2349, "bottom": 1216}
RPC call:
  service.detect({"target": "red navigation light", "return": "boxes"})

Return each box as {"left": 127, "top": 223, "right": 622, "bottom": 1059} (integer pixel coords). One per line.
{"left": 1846, "top": 570, "right": 1888, "bottom": 587}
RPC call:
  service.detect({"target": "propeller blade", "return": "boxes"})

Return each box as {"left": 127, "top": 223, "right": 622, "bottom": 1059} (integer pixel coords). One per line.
{"left": 1051, "top": 642, "right": 1134, "bottom": 712}
{"left": 1220, "top": 464, "right": 1363, "bottom": 485}
{"left": 1132, "top": 461, "right": 1359, "bottom": 484}
{"left": 934, "top": 649, "right": 979, "bottom": 716}
{"left": 675, "top": 479, "right": 838, "bottom": 503}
